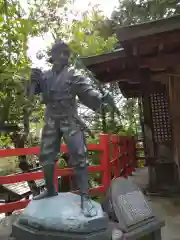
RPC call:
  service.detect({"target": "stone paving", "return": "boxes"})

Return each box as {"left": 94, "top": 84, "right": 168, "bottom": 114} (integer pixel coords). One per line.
{"left": 1, "top": 167, "right": 180, "bottom": 239}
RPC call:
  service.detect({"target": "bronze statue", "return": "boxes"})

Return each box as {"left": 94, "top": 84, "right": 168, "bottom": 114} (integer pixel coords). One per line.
{"left": 29, "top": 40, "right": 115, "bottom": 218}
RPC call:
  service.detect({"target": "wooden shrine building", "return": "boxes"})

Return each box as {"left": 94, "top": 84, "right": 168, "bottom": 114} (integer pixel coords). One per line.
{"left": 82, "top": 14, "right": 180, "bottom": 195}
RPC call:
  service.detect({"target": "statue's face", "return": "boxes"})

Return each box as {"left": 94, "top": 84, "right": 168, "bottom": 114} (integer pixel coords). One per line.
{"left": 51, "top": 46, "right": 70, "bottom": 72}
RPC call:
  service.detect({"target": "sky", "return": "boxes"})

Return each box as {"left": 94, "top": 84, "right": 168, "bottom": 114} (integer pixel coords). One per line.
{"left": 27, "top": 0, "right": 119, "bottom": 69}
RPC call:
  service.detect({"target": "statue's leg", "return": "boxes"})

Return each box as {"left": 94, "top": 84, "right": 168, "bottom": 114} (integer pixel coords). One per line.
{"left": 63, "top": 130, "right": 97, "bottom": 217}
{"left": 33, "top": 118, "right": 62, "bottom": 200}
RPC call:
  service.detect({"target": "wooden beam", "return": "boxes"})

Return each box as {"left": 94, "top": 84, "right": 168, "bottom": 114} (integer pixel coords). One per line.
{"left": 94, "top": 69, "right": 141, "bottom": 82}
{"left": 139, "top": 51, "right": 180, "bottom": 69}
{"left": 90, "top": 51, "right": 180, "bottom": 82}
{"left": 122, "top": 30, "right": 180, "bottom": 49}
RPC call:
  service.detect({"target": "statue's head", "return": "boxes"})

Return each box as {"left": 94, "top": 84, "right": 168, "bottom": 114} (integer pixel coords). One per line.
{"left": 48, "top": 40, "right": 70, "bottom": 72}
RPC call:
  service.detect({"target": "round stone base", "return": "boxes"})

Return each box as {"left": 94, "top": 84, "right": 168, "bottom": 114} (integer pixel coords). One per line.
{"left": 12, "top": 221, "right": 111, "bottom": 240}
{"left": 18, "top": 193, "right": 108, "bottom": 233}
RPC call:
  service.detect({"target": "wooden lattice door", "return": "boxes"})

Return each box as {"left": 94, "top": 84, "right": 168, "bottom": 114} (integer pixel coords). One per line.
{"left": 149, "top": 81, "right": 174, "bottom": 166}
{"left": 150, "top": 91, "right": 172, "bottom": 145}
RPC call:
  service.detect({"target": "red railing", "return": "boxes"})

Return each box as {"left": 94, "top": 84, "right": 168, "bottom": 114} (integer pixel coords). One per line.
{"left": 110, "top": 135, "right": 136, "bottom": 179}
{"left": 0, "top": 134, "right": 136, "bottom": 214}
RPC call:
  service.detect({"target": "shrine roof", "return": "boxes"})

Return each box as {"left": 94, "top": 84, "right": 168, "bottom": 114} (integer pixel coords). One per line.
{"left": 116, "top": 14, "right": 180, "bottom": 42}
{"left": 82, "top": 14, "right": 180, "bottom": 97}
{"left": 82, "top": 48, "right": 125, "bottom": 67}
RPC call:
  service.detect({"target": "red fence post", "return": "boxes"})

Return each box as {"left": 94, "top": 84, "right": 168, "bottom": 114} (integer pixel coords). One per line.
{"left": 111, "top": 135, "right": 121, "bottom": 178}
{"left": 125, "top": 137, "right": 134, "bottom": 177}
{"left": 126, "top": 137, "right": 133, "bottom": 176}
{"left": 99, "top": 134, "right": 111, "bottom": 191}
{"left": 119, "top": 137, "right": 128, "bottom": 178}
{"left": 130, "top": 137, "right": 137, "bottom": 171}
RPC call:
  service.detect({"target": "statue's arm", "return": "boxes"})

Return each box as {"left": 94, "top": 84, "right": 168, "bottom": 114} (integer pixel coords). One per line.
{"left": 72, "top": 74, "right": 103, "bottom": 112}
{"left": 71, "top": 73, "right": 120, "bottom": 115}
{"left": 27, "top": 68, "right": 43, "bottom": 99}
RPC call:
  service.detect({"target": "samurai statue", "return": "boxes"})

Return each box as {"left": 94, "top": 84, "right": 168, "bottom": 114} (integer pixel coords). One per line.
{"left": 28, "top": 40, "right": 116, "bottom": 218}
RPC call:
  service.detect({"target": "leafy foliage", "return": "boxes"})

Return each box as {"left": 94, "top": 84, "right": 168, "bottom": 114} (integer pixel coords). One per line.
{"left": 0, "top": 0, "right": 141, "bottom": 182}
{"left": 112, "top": 0, "right": 180, "bottom": 25}
{"left": 67, "top": 6, "right": 117, "bottom": 56}
{"left": 0, "top": 0, "right": 34, "bottom": 142}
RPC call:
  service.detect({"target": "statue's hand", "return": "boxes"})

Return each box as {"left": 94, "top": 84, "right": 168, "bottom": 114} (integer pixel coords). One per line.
{"left": 30, "top": 68, "right": 42, "bottom": 83}
{"left": 102, "top": 92, "right": 120, "bottom": 115}
{"left": 27, "top": 68, "right": 42, "bottom": 99}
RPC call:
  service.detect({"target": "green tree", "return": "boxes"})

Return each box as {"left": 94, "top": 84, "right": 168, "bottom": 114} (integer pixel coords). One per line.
{"left": 37, "top": 5, "right": 120, "bottom": 134}
{"left": 0, "top": 1, "right": 118, "bottom": 196}
{"left": 112, "top": 0, "right": 180, "bottom": 25}
{"left": 120, "top": 98, "right": 140, "bottom": 136}
{"left": 0, "top": 0, "right": 70, "bottom": 149}
{"left": 0, "top": 0, "right": 43, "bottom": 194}
{"left": 67, "top": 6, "right": 120, "bottom": 133}
{"left": 26, "top": 0, "right": 71, "bottom": 37}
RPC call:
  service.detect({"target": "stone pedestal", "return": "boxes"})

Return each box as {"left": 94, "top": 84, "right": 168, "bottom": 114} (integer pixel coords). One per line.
{"left": 12, "top": 222, "right": 111, "bottom": 240}
{"left": 12, "top": 193, "right": 111, "bottom": 240}
{"left": 12, "top": 179, "right": 166, "bottom": 240}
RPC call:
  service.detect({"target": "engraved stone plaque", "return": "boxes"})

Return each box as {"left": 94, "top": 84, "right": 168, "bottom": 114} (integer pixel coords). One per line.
{"left": 107, "top": 178, "right": 155, "bottom": 232}
{"left": 103, "top": 177, "right": 165, "bottom": 238}
{"left": 117, "top": 190, "right": 152, "bottom": 227}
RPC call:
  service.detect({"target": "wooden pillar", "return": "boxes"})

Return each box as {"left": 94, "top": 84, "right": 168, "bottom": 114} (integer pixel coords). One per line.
{"left": 168, "top": 76, "right": 180, "bottom": 180}
{"left": 140, "top": 68, "right": 178, "bottom": 194}
{"left": 140, "top": 68, "right": 156, "bottom": 191}
{"left": 140, "top": 68, "right": 155, "bottom": 163}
